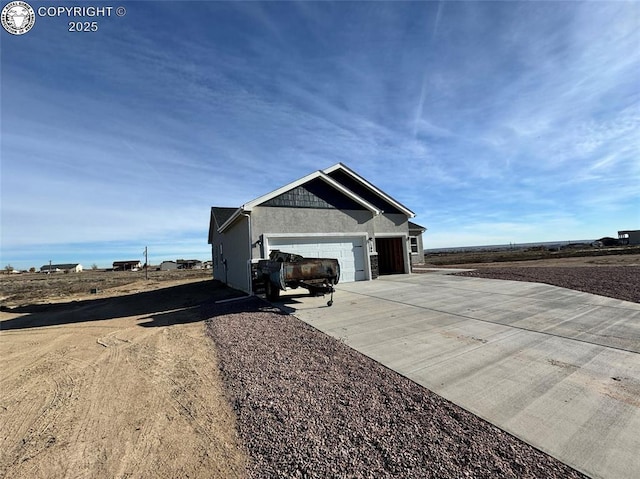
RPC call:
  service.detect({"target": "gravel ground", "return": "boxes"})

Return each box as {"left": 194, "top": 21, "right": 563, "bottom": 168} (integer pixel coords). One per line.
{"left": 204, "top": 297, "right": 587, "bottom": 479}
{"left": 453, "top": 266, "right": 640, "bottom": 303}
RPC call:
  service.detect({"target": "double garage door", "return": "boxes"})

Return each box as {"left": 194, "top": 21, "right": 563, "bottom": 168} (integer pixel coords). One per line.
{"left": 268, "top": 236, "right": 367, "bottom": 282}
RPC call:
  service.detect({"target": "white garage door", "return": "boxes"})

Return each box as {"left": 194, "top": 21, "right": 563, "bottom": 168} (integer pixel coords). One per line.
{"left": 267, "top": 236, "right": 367, "bottom": 282}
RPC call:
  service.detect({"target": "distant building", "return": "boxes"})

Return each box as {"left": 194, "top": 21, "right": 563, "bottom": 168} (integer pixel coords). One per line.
{"left": 112, "top": 260, "right": 142, "bottom": 271}
{"left": 618, "top": 230, "right": 640, "bottom": 245}
{"left": 177, "top": 259, "right": 202, "bottom": 270}
{"left": 159, "top": 261, "right": 178, "bottom": 271}
{"left": 40, "top": 263, "right": 83, "bottom": 273}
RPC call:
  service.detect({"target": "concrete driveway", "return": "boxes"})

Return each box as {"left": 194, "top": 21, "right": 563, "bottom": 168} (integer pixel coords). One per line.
{"left": 281, "top": 272, "right": 640, "bottom": 479}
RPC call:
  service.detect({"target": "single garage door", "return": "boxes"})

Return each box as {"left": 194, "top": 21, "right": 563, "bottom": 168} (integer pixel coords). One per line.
{"left": 267, "top": 236, "right": 367, "bottom": 282}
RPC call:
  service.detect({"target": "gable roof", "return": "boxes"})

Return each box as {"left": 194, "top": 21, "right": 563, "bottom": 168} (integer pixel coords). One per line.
{"left": 209, "top": 207, "right": 238, "bottom": 243}
{"left": 211, "top": 207, "right": 237, "bottom": 227}
{"left": 212, "top": 163, "right": 416, "bottom": 234}
{"left": 408, "top": 221, "right": 427, "bottom": 233}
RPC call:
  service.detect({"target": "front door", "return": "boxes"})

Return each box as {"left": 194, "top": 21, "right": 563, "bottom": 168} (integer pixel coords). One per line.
{"left": 376, "top": 237, "right": 405, "bottom": 275}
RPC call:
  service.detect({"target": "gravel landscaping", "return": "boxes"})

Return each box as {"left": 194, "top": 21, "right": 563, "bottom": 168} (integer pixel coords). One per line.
{"left": 204, "top": 297, "right": 587, "bottom": 479}
{"left": 453, "top": 266, "right": 640, "bottom": 303}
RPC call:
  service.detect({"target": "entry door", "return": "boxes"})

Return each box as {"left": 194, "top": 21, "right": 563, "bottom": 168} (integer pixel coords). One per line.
{"left": 376, "top": 237, "right": 405, "bottom": 274}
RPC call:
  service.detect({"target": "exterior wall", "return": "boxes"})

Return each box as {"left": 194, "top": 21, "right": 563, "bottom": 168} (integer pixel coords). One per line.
{"left": 211, "top": 215, "right": 252, "bottom": 292}
{"left": 618, "top": 230, "right": 640, "bottom": 245}
{"left": 40, "top": 264, "right": 83, "bottom": 273}
{"left": 251, "top": 207, "right": 413, "bottom": 273}
{"left": 251, "top": 207, "right": 413, "bottom": 277}
{"left": 40, "top": 267, "right": 61, "bottom": 273}
{"left": 213, "top": 206, "right": 417, "bottom": 289}
{"left": 160, "top": 261, "right": 178, "bottom": 271}
{"left": 369, "top": 253, "right": 379, "bottom": 279}
{"left": 410, "top": 233, "right": 424, "bottom": 265}
{"left": 250, "top": 207, "right": 377, "bottom": 259}
{"left": 372, "top": 213, "right": 408, "bottom": 233}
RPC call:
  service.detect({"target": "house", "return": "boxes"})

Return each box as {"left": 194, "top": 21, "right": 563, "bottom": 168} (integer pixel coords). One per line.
{"left": 177, "top": 259, "right": 203, "bottom": 270}
{"left": 208, "top": 163, "right": 426, "bottom": 293}
{"left": 159, "top": 261, "right": 178, "bottom": 271}
{"left": 39, "top": 263, "right": 83, "bottom": 273}
{"left": 618, "top": 230, "right": 640, "bottom": 245}
{"left": 112, "top": 260, "right": 141, "bottom": 271}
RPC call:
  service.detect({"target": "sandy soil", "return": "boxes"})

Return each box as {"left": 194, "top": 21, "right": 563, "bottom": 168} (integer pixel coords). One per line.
{"left": 425, "top": 252, "right": 640, "bottom": 269}
{"left": 0, "top": 275, "right": 248, "bottom": 479}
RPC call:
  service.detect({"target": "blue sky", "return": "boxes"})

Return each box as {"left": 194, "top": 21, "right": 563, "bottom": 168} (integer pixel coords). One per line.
{"left": 2, "top": 1, "right": 638, "bottom": 270}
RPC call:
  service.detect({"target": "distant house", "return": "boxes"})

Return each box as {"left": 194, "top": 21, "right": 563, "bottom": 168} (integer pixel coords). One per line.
{"left": 159, "top": 261, "right": 178, "bottom": 271}
{"left": 177, "top": 259, "right": 203, "bottom": 270}
{"left": 112, "top": 260, "right": 142, "bottom": 271}
{"left": 40, "top": 263, "right": 83, "bottom": 273}
{"left": 618, "top": 230, "right": 640, "bottom": 246}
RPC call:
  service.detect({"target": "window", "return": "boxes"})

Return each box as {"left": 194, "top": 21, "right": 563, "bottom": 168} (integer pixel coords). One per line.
{"left": 410, "top": 236, "right": 418, "bottom": 254}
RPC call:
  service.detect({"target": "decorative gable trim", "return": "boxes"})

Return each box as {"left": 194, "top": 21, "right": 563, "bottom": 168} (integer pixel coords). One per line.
{"left": 322, "top": 163, "right": 415, "bottom": 218}
{"left": 244, "top": 170, "right": 380, "bottom": 215}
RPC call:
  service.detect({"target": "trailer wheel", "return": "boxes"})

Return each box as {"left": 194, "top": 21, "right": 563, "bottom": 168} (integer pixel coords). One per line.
{"left": 327, "top": 300, "right": 333, "bottom": 307}
{"left": 265, "top": 280, "right": 280, "bottom": 301}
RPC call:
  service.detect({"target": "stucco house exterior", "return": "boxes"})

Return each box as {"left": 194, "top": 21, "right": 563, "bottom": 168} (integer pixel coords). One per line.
{"left": 208, "top": 163, "right": 426, "bottom": 294}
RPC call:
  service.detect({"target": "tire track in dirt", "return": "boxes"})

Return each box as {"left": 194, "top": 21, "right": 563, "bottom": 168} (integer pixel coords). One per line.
{"left": 1, "top": 278, "right": 248, "bottom": 479}
{"left": 0, "top": 353, "right": 81, "bottom": 478}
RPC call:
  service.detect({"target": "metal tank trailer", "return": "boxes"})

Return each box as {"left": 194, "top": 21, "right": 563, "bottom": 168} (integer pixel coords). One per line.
{"left": 255, "top": 250, "right": 340, "bottom": 306}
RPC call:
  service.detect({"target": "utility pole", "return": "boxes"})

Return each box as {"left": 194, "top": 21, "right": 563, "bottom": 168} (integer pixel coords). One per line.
{"left": 144, "top": 246, "right": 148, "bottom": 280}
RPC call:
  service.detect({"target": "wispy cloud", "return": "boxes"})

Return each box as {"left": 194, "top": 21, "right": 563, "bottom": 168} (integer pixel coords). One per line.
{"left": 2, "top": 1, "right": 638, "bottom": 269}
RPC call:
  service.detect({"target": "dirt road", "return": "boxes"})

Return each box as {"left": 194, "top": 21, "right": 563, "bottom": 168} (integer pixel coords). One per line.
{"left": 0, "top": 278, "right": 248, "bottom": 478}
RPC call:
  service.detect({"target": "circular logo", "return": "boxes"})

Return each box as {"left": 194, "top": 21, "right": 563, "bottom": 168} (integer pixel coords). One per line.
{"left": 2, "top": 1, "right": 35, "bottom": 35}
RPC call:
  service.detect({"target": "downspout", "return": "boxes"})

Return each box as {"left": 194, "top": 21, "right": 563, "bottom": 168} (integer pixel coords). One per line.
{"left": 241, "top": 212, "right": 253, "bottom": 294}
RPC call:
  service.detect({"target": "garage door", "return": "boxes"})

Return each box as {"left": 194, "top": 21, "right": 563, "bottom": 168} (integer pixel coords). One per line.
{"left": 267, "top": 236, "right": 367, "bottom": 282}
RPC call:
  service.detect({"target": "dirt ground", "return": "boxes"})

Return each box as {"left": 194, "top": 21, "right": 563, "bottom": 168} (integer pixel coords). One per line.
{"left": 424, "top": 252, "right": 640, "bottom": 269}
{"left": 1, "top": 254, "right": 637, "bottom": 478}
{"left": 0, "top": 271, "right": 248, "bottom": 479}
{"left": 423, "top": 244, "right": 640, "bottom": 267}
